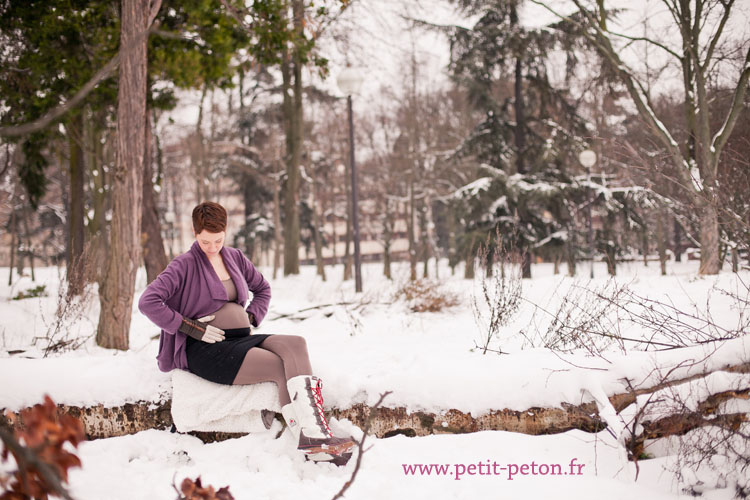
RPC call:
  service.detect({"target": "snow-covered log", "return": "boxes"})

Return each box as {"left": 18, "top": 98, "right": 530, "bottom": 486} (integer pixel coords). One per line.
{"left": 1, "top": 364, "right": 746, "bottom": 443}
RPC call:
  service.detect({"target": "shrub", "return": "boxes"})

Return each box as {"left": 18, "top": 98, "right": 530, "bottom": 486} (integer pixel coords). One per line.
{"left": 11, "top": 285, "right": 47, "bottom": 300}
{"left": 394, "top": 279, "right": 460, "bottom": 313}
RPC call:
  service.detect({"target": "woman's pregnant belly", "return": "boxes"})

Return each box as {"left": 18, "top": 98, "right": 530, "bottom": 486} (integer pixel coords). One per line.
{"left": 207, "top": 302, "right": 251, "bottom": 330}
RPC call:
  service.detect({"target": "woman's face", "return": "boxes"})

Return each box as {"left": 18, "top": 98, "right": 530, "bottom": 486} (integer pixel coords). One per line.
{"left": 194, "top": 229, "right": 225, "bottom": 257}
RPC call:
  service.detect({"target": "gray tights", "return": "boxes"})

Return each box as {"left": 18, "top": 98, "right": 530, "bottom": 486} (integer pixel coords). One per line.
{"left": 231, "top": 335, "right": 312, "bottom": 405}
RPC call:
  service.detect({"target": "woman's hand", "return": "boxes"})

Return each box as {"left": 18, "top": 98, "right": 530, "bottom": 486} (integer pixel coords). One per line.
{"left": 178, "top": 315, "right": 225, "bottom": 343}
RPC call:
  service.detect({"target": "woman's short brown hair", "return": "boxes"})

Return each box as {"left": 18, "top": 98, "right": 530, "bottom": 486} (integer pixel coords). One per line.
{"left": 192, "top": 201, "right": 227, "bottom": 234}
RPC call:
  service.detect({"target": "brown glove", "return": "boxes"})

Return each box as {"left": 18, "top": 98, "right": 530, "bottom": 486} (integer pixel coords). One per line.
{"left": 178, "top": 315, "right": 225, "bottom": 343}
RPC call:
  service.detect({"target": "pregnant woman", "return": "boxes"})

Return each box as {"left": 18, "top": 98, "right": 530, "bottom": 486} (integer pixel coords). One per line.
{"left": 138, "top": 201, "right": 354, "bottom": 464}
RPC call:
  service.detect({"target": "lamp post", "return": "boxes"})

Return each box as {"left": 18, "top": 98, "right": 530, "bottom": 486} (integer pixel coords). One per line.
{"left": 579, "top": 149, "right": 596, "bottom": 279}
{"left": 337, "top": 67, "right": 365, "bottom": 293}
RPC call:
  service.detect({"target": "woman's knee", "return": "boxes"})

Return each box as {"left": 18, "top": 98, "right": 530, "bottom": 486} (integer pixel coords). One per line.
{"left": 265, "top": 334, "right": 308, "bottom": 353}
{"left": 285, "top": 335, "right": 307, "bottom": 351}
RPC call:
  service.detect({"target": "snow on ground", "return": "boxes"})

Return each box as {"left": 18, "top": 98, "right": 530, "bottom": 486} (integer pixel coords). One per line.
{"left": 1, "top": 258, "right": 749, "bottom": 498}
{"left": 65, "top": 426, "right": 693, "bottom": 500}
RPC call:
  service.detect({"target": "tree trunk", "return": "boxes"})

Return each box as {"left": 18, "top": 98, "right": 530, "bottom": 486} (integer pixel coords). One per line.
{"left": 152, "top": 108, "right": 164, "bottom": 192}
{"left": 521, "top": 251, "right": 531, "bottom": 279}
{"left": 698, "top": 203, "right": 720, "bottom": 274}
{"left": 383, "top": 241, "right": 391, "bottom": 279}
{"left": 514, "top": 55, "right": 525, "bottom": 175}
{"left": 67, "top": 112, "right": 86, "bottom": 296}
{"left": 282, "top": 0, "right": 304, "bottom": 276}
{"left": 311, "top": 180, "right": 326, "bottom": 281}
{"left": 383, "top": 200, "right": 392, "bottom": 280}
{"left": 605, "top": 212, "right": 617, "bottom": 276}
{"left": 8, "top": 202, "right": 16, "bottom": 285}
{"left": 656, "top": 212, "right": 667, "bottom": 276}
{"left": 343, "top": 161, "right": 352, "bottom": 281}
{"left": 242, "top": 173, "right": 253, "bottom": 259}
{"left": 22, "top": 206, "right": 35, "bottom": 281}
{"left": 464, "top": 237, "right": 475, "bottom": 279}
{"left": 408, "top": 181, "right": 417, "bottom": 281}
{"left": 567, "top": 226, "right": 577, "bottom": 277}
{"left": 673, "top": 217, "right": 683, "bottom": 262}
{"left": 605, "top": 248, "right": 616, "bottom": 276}
{"left": 141, "top": 103, "right": 169, "bottom": 283}
{"left": 86, "top": 110, "right": 109, "bottom": 283}
{"left": 331, "top": 206, "right": 337, "bottom": 264}
{"left": 272, "top": 166, "right": 282, "bottom": 280}
{"left": 207, "top": 90, "right": 217, "bottom": 203}
{"left": 510, "top": 2, "right": 525, "bottom": 176}
{"left": 96, "top": 0, "right": 152, "bottom": 350}
{"left": 448, "top": 212, "right": 457, "bottom": 276}
{"left": 420, "top": 202, "right": 429, "bottom": 279}
{"left": 193, "top": 84, "right": 208, "bottom": 204}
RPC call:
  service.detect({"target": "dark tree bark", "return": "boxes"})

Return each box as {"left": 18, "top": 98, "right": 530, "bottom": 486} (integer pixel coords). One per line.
{"left": 674, "top": 218, "right": 682, "bottom": 262}
{"left": 67, "top": 112, "right": 86, "bottom": 296}
{"left": 656, "top": 211, "right": 668, "bottom": 276}
{"left": 508, "top": 2, "right": 526, "bottom": 175}
{"left": 193, "top": 84, "right": 208, "bottom": 204}
{"left": 566, "top": 224, "right": 577, "bottom": 277}
{"left": 420, "top": 201, "right": 429, "bottom": 278}
{"left": 448, "top": 210, "right": 457, "bottom": 276}
{"left": 521, "top": 251, "right": 531, "bottom": 279}
{"left": 604, "top": 212, "right": 617, "bottom": 276}
{"left": 8, "top": 199, "right": 16, "bottom": 285}
{"left": 383, "top": 200, "right": 393, "bottom": 280}
{"left": 22, "top": 206, "right": 35, "bottom": 281}
{"left": 141, "top": 103, "right": 168, "bottom": 283}
{"left": 698, "top": 203, "right": 720, "bottom": 275}
{"left": 408, "top": 181, "right": 417, "bottom": 281}
{"left": 85, "top": 106, "right": 109, "bottom": 284}
{"left": 311, "top": 178, "right": 326, "bottom": 281}
{"left": 242, "top": 172, "right": 254, "bottom": 259}
{"left": 282, "top": 0, "right": 304, "bottom": 276}
{"left": 464, "top": 236, "right": 475, "bottom": 280}
{"left": 272, "top": 164, "right": 282, "bottom": 280}
{"left": 96, "top": 0, "right": 158, "bottom": 349}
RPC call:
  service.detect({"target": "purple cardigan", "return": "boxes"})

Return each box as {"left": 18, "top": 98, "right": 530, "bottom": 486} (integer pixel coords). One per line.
{"left": 138, "top": 241, "right": 271, "bottom": 373}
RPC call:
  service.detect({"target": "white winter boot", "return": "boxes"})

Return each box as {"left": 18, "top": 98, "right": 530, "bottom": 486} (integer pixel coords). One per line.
{"left": 281, "top": 403, "right": 300, "bottom": 441}
{"left": 286, "top": 375, "right": 354, "bottom": 462}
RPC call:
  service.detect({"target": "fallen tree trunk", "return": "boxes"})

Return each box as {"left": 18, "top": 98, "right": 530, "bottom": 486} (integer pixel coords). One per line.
{"left": 330, "top": 402, "right": 604, "bottom": 438}
{"left": 0, "top": 400, "right": 605, "bottom": 441}
{"left": 1, "top": 364, "right": 746, "bottom": 445}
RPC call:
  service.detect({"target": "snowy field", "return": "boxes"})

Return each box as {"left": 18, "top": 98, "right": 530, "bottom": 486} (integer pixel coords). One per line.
{"left": 1, "top": 258, "right": 748, "bottom": 499}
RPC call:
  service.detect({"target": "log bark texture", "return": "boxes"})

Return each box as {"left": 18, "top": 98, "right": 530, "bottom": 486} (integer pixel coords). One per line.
{"left": 2, "top": 364, "right": 746, "bottom": 444}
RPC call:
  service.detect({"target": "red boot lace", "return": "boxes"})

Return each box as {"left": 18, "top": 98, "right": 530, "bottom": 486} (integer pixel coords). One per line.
{"left": 312, "top": 378, "right": 332, "bottom": 437}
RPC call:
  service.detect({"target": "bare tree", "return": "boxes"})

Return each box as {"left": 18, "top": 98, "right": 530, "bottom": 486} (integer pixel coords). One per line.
{"left": 533, "top": 0, "right": 750, "bottom": 275}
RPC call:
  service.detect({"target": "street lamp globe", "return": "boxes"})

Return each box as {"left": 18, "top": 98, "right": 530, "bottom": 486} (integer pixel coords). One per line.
{"left": 337, "top": 67, "right": 364, "bottom": 96}
{"left": 579, "top": 149, "right": 596, "bottom": 168}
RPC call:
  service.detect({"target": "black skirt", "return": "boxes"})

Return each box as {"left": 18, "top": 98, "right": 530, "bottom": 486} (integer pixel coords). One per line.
{"left": 185, "top": 327, "right": 272, "bottom": 385}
